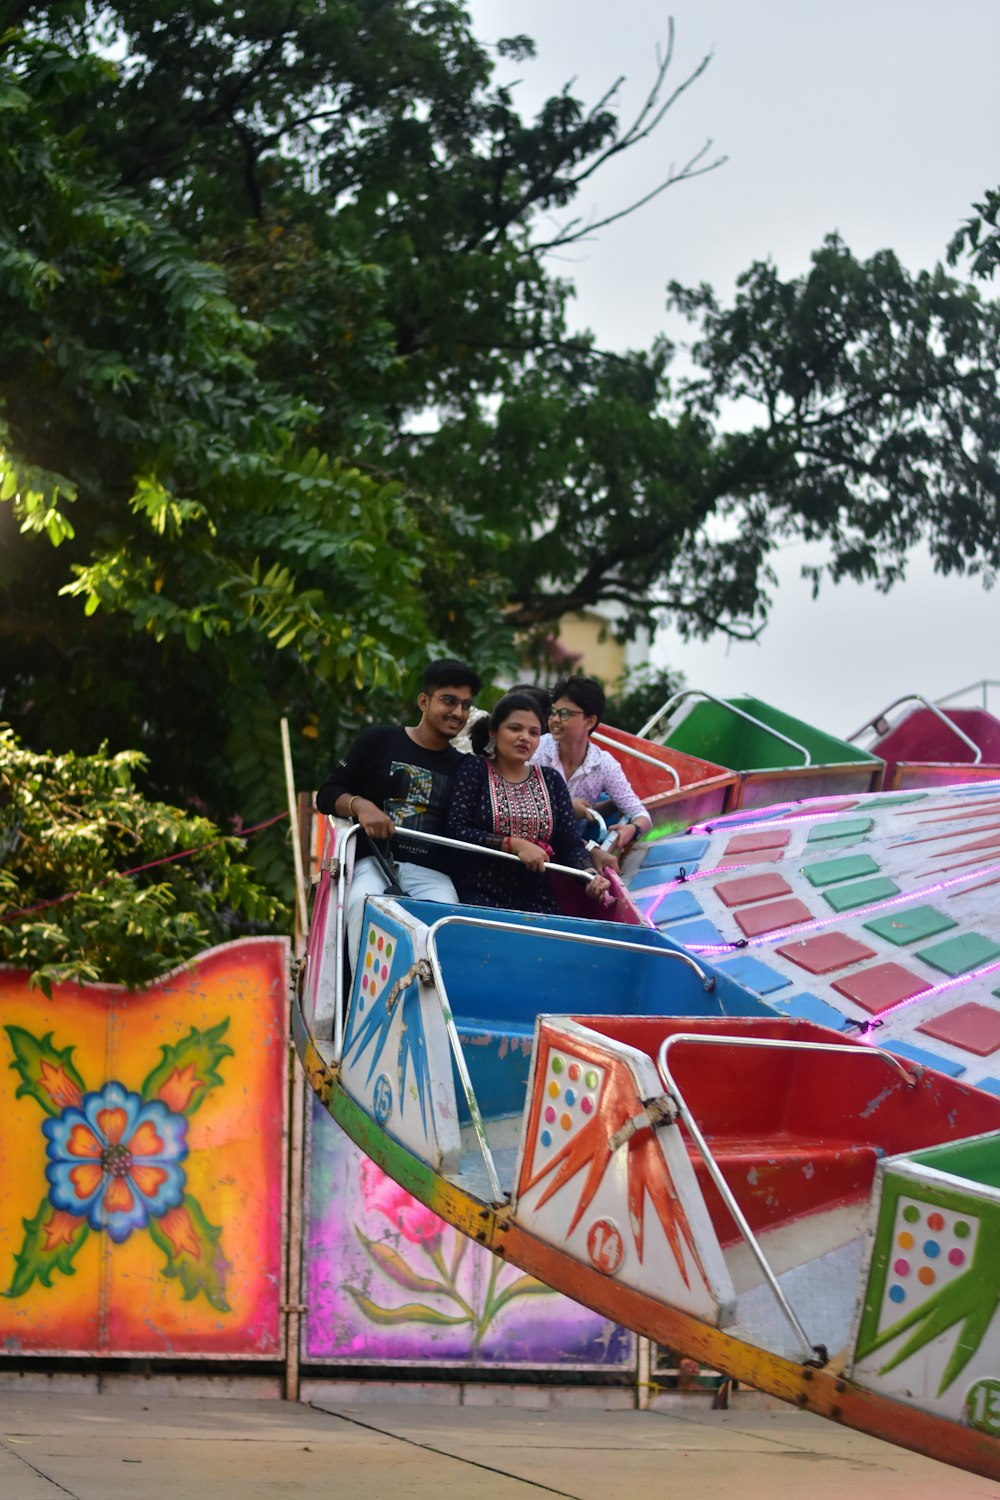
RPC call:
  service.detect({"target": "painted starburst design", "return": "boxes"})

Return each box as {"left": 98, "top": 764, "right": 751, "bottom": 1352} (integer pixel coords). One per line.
{"left": 522, "top": 1033, "right": 708, "bottom": 1290}
{"left": 4, "top": 1021, "right": 233, "bottom": 1310}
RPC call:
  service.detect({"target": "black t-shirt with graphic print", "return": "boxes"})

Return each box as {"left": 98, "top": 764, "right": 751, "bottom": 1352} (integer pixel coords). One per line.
{"left": 316, "top": 725, "right": 463, "bottom": 871}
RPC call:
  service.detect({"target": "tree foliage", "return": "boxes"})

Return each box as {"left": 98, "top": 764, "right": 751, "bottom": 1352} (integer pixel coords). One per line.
{"left": 666, "top": 237, "right": 1000, "bottom": 615}
{"left": 0, "top": 725, "right": 287, "bottom": 991}
{"left": 1, "top": 3, "right": 999, "bottom": 883}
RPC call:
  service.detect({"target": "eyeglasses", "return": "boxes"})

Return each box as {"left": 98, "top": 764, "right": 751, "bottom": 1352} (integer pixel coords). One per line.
{"left": 549, "top": 707, "right": 585, "bottom": 721}
{"left": 435, "top": 693, "right": 474, "bottom": 714}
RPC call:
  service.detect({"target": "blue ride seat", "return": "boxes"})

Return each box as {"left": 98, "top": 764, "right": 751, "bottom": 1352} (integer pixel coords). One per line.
{"left": 395, "top": 897, "right": 773, "bottom": 1125}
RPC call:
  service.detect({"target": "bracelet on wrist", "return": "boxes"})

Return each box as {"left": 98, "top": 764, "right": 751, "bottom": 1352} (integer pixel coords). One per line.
{"left": 348, "top": 795, "right": 360, "bottom": 819}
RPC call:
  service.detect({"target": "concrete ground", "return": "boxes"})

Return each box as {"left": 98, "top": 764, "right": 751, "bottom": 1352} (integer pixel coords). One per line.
{"left": 0, "top": 1390, "right": 996, "bottom": 1500}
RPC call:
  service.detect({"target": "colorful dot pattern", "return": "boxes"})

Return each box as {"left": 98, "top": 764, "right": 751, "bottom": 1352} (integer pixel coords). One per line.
{"left": 360, "top": 922, "right": 394, "bottom": 1008}
{"left": 881, "top": 1196, "right": 979, "bottom": 1324}
{"left": 536, "top": 1049, "right": 604, "bottom": 1159}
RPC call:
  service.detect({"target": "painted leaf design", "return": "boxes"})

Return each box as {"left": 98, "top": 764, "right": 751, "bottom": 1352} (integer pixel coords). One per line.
{"left": 147, "top": 1195, "right": 230, "bottom": 1311}
{"left": 486, "top": 1274, "right": 555, "bottom": 1320}
{"left": 4, "top": 1026, "right": 86, "bottom": 1116}
{"left": 140, "top": 1020, "right": 233, "bottom": 1115}
{"left": 354, "top": 1226, "right": 446, "bottom": 1294}
{"left": 4, "top": 1196, "right": 89, "bottom": 1298}
{"left": 344, "top": 1288, "right": 470, "bottom": 1327}
{"left": 448, "top": 1231, "right": 469, "bottom": 1280}
{"left": 857, "top": 1197, "right": 1000, "bottom": 1396}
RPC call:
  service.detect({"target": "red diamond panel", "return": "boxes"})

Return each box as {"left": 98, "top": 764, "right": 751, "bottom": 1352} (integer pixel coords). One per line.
{"left": 717, "top": 849, "right": 783, "bottom": 868}
{"left": 775, "top": 932, "right": 878, "bottom": 975}
{"left": 714, "top": 873, "right": 793, "bottom": 908}
{"left": 734, "top": 897, "right": 813, "bottom": 939}
{"left": 831, "top": 963, "right": 932, "bottom": 1015}
{"left": 918, "top": 1003, "right": 1000, "bottom": 1056}
{"left": 723, "top": 828, "right": 792, "bottom": 856}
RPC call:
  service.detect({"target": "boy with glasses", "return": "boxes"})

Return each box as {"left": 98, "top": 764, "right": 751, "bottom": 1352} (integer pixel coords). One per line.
{"left": 316, "top": 659, "right": 482, "bottom": 965}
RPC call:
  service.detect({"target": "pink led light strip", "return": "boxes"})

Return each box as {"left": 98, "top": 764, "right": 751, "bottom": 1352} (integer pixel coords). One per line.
{"left": 639, "top": 862, "right": 753, "bottom": 926}
{"left": 875, "top": 955, "right": 1000, "bottom": 1023}
{"left": 684, "top": 778, "right": 1000, "bottom": 840}
{"left": 683, "top": 858, "right": 1000, "bottom": 955}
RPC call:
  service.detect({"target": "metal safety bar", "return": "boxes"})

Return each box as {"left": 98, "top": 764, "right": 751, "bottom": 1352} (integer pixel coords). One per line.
{"left": 331, "top": 820, "right": 360, "bottom": 1064}
{"left": 637, "top": 690, "right": 813, "bottom": 767}
{"left": 400, "top": 825, "right": 602, "bottom": 883}
{"left": 846, "top": 693, "right": 983, "bottom": 762}
{"left": 423, "top": 915, "right": 717, "bottom": 1204}
{"left": 655, "top": 1033, "right": 917, "bottom": 1363}
{"left": 583, "top": 805, "right": 610, "bottom": 842}
{"left": 325, "top": 817, "right": 608, "bottom": 1063}
{"left": 936, "top": 679, "right": 1000, "bottom": 712}
{"left": 592, "top": 731, "right": 682, "bottom": 791}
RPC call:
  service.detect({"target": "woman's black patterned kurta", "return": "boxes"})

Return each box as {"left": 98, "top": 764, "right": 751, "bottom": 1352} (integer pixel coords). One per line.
{"left": 445, "top": 757, "right": 593, "bottom": 913}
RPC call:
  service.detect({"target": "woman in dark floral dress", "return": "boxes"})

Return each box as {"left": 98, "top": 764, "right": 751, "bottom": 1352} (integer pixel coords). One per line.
{"left": 446, "top": 692, "right": 610, "bottom": 914}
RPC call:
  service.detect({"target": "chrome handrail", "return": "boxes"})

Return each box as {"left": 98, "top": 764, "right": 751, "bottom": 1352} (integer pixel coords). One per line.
{"left": 582, "top": 805, "right": 610, "bottom": 842}
{"left": 398, "top": 826, "right": 601, "bottom": 884}
{"left": 332, "top": 820, "right": 360, "bottom": 1063}
{"left": 325, "top": 819, "right": 609, "bottom": 1060}
{"left": 422, "top": 916, "right": 717, "bottom": 1203}
{"left": 592, "top": 730, "right": 682, "bottom": 792}
{"left": 637, "top": 690, "right": 812, "bottom": 766}
{"left": 846, "top": 693, "right": 983, "bottom": 762}
{"left": 655, "top": 1033, "right": 917, "bottom": 1363}
{"left": 936, "top": 679, "right": 1000, "bottom": 711}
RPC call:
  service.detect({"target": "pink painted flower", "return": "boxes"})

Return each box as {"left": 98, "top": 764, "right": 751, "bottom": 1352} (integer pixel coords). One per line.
{"left": 359, "top": 1157, "right": 445, "bottom": 1248}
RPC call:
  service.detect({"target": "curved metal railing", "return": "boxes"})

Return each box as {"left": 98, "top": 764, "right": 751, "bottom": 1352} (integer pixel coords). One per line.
{"left": 637, "top": 690, "right": 812, "bottom": 766}
{"left": 655, "top": 1032, "right": 916, "bottom": 1362}
{"left": 846, "top": 693, "right": 983, "bottom": 762}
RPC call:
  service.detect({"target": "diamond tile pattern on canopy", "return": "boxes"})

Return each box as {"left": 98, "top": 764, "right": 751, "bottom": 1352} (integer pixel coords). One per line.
{"left": 823, "top": 877, "right": 900, "bottom": 913}
{"left": 806, "top": 818, "right": 874, "bottom": 843}
{"left": 918, "top": 1003, "right": 1000, "bottom": 1056}
{"left": 831, "top": 963, "right": 932, "bottom": 1015}
{"left": 864, "top": 905, "right": 958, "bottom": 946}
{"left": 626, "top": 779, "right": 1000, "bottom": 1089}
{"left": 802, "top": 853, "right": 881, "bottom": 887}
{"left": 914, "top": 932, "right": 1000, "bottom": 977}
{"left": 713, "top": 873, "right": 792, "bottom": 908}
{"left": 734, "top": 897, "right": 813, "bottom": 939}
{"left": 722, "top": 828, "right": 792, "bottom": 857}
{"left": 775, "top": 933, "right": 878, "bottom": 975}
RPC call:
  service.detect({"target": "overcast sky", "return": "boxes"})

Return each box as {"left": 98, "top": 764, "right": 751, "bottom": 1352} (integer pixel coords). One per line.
{"left": 467, "top": 1, "right": 1000, "bottom": 736}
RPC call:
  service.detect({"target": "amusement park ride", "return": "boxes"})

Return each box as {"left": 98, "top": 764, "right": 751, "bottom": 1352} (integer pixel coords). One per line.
{"left": 292, "top": 690, "right": 1000, "bottom": 1481}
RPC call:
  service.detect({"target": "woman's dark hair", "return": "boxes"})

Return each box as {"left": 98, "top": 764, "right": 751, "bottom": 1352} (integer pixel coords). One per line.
{"left": 470, "top": 692, "right": 543, "bottom": 756}
{"left": 509, "top": 681, "right": 553, "bottom": 723}
{"left": 551, "top": 675, "right": 605, "bottom": 731}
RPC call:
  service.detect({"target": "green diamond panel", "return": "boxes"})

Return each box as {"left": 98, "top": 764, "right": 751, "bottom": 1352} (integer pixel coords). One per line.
{"left": 803, "top": 853, "right": 880, "bottom": 888}
{"left": 914, "top": 932, "right": 1000, "bottom": 977}
{"left": 823, "top": 876, "right": 900, "bottom": 913}
{"left": 806, "top": 817, "right": 874, "bottom": 844}
{"left": 864, "top": 904, "right": 958, "bottom": 946}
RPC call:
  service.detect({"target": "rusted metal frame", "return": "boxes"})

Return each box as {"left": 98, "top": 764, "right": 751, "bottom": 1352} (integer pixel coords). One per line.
{"left": 290, "top": 1005, "right": 1000, "bottom": 1480}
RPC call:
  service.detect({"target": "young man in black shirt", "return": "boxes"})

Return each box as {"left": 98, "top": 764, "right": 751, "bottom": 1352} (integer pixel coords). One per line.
{"left": 316, "top": 659, "right": 482, "bottom": 964}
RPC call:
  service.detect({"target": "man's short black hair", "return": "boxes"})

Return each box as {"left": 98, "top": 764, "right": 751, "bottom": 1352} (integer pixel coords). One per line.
{"left": 551, "top": 675, "right": 605, "bottom": 730}
{"left": 421, "top": 658, "right": 482, "bottom": 695}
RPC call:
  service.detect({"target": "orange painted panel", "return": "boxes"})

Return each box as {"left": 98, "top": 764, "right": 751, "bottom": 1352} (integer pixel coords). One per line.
{"left": 0, "top": 939, "right": 288, "bottom": 1357}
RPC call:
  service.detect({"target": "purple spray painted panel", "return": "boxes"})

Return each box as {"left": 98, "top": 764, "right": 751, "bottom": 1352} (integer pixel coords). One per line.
{"left": 303, "top": 1096, "right": 634, "bottom": 1369}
